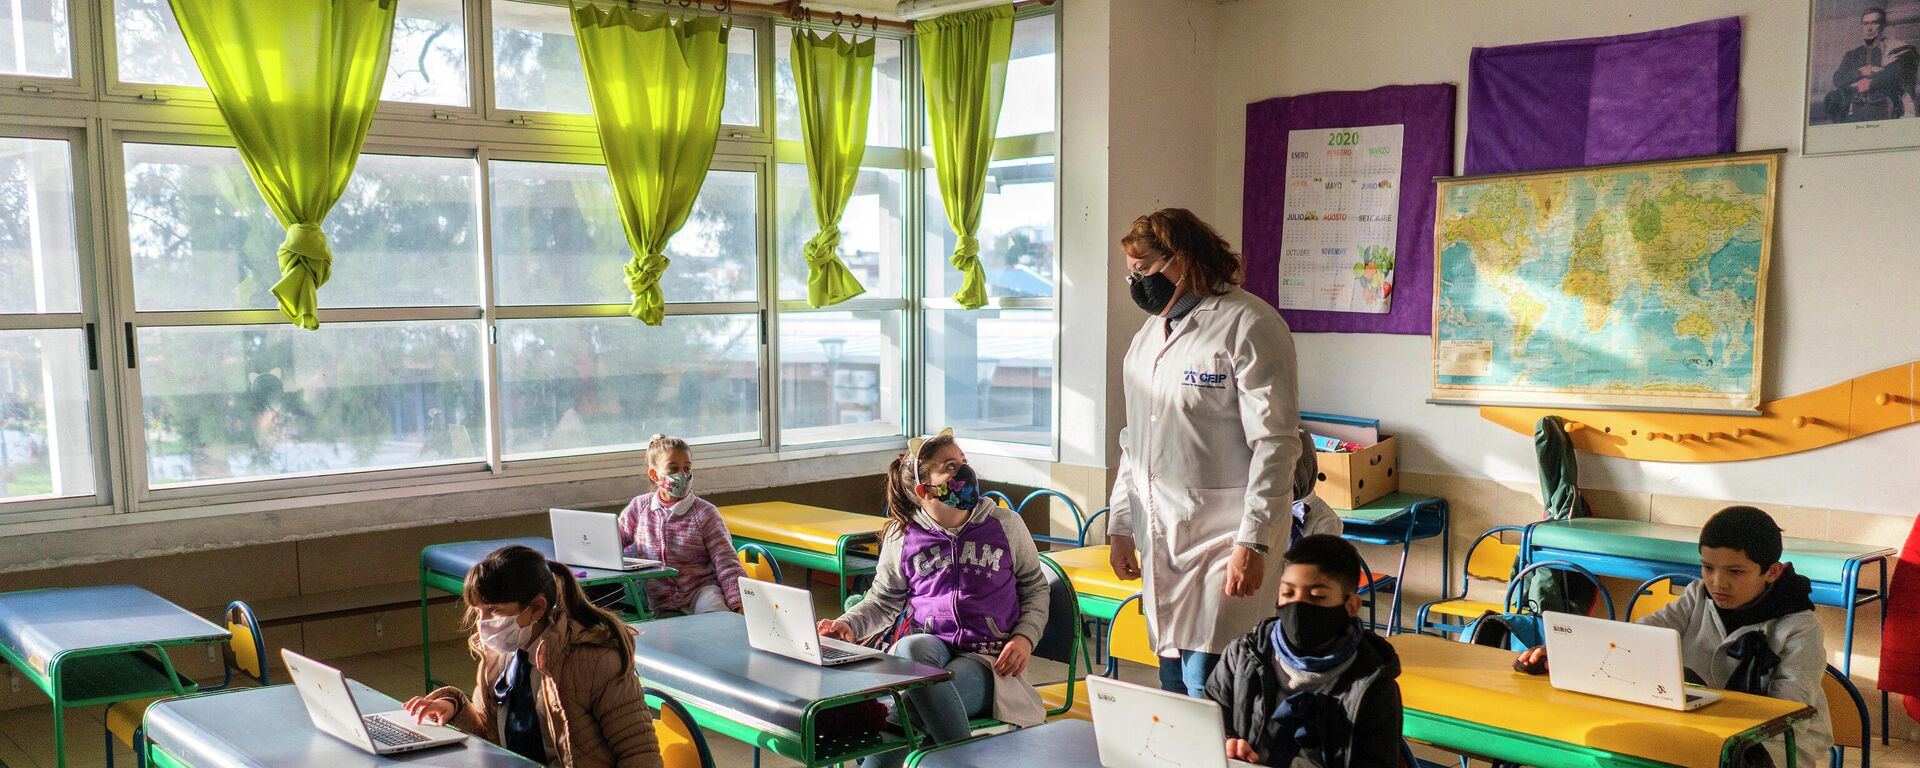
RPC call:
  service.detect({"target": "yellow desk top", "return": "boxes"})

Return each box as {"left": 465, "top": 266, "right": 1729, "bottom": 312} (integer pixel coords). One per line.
{"left": 718, "top": 502, "right": 883, "bottom": 553}
{"left": 1041, "top": 545, "right": 1140, "bottom": 602}
{"left": 1390, "top": 635, "right": 1813, "bottom": 768}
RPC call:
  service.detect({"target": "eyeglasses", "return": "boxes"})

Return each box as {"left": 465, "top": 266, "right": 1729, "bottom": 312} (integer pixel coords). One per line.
{"left": 1125, "top": 255, "right": 1167, "bottom": 285}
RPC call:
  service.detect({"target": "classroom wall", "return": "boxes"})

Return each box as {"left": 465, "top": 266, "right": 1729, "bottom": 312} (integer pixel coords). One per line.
{"left": 1198, "top": 0, "right": 1920, "bottom": 739}
{"left": 1210, "top": 0, "right": 1920, "bottom": 518}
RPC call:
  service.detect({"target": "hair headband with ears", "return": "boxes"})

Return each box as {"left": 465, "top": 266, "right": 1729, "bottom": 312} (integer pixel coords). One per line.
{"left": 906, "top": 427, "right": 955, "bottom": 487}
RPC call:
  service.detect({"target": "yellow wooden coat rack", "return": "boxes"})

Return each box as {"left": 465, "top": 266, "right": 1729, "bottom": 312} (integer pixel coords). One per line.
{"left": 1479, "top": 360, "right": 1920, "bottom": 463}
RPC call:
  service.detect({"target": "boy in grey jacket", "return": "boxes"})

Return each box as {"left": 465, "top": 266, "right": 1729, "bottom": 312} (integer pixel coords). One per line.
{"left": 1520, "top": 506, "right": 1831, "bottom": 767}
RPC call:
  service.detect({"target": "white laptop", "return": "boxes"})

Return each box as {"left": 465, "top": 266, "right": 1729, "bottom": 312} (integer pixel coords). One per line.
{"left": 282, "top": 649, "right": 468, "bottom": 755}
{"left": 739, "top": 578, "right": 885, "bottom": 666}
{"left": 550, "top": 508, "right": 664, "bottom": 572}
{"left": 1087, "top": 676, "right": 1260, "bottom": 768}
{"left": 1542, "top": 610, "right": 1723, "bottom": 711}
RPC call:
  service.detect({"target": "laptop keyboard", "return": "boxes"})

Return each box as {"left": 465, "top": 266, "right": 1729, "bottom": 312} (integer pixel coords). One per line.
{"left": 364, "top": 717, "right": 430, "bottom": 746}
{"left": 819, "top": 645, "right": 856, "bottom": 660}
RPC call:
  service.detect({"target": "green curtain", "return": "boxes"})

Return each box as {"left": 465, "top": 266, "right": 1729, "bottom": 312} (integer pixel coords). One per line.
{"left": 169, "top": 0, "right": 396, "bottom": 330}
{"left": 572, "top": 5, "right": 728, "bottom": 325}
{"left": 791, "top": 29, "right": 875, "bottom": 308}
{"left": 917, "top": 5, "right": 1013, "bottom": 310}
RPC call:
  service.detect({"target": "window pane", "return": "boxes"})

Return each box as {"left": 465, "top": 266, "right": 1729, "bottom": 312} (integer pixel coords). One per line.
{"left": 497, "top": 315, "right": 761, "bottom": 459}
{"left": 0, "top": 0, "right": 70, "bottom": 79}
{"left": 722, "top": 27, "right": 757, "bottom": 127}
{"left": 777, "top": 163, "right": 902, "bottom": 301}
{"left": 998, "top": 14, "right": 1055, "bottom": 137}
{"left": 491, "top": 0, "right": 586, "bottom": 114}
{"left": 125, "top": 144, "right": 481, "bottom": 311}
{"left": 775, "top": 33, "right": 903, "bottom": 146}
{"left": 0, "top": 137, "right": 81, "bottom": 314}
{"left": 924, "top": 309, "right": 1052, "bottom": 445}
{"left": 138, "top": 321, "right": 485, "bottom": 487}
{"left": 490, "top": 161, "right": 757, "bottom": 305}
{"left": 494, "top": 1, "right": 755, "bottom": 121}
{"left": 923, "top": 156, "right": 1054, "bottom": 299}
{"left": 384, "top": 0, "right": 470, "bottom": 107}
{"left": 779, "top": 310, "right": 902, "bottom": 445}
{"left": 113, "top": 0, "right": 202, "bottom": 87}
{"left": 0, "top": 329, "right": 94, "bottom": 503}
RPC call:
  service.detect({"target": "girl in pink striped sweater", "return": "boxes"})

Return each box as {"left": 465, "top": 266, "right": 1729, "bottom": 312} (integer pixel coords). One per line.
{"left": 616, "top": 435, "right": 745, "bottom": 614}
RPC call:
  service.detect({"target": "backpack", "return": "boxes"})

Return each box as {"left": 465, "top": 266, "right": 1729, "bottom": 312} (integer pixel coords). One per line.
{"left": 1461, "top": 611, "right": 1545, "bottom": 653}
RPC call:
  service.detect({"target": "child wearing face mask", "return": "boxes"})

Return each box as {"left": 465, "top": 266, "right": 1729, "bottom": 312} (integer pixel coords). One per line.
{"left": 1204, "top": 535, "right": 1403, "bottom": 768}
{"left": 818, "top": 428, "right": 1051, "bottom": 768}
{"left": 403, "top": 545, "right": 662, "bottom": 768}
{"left": 615, "top": 434, "right": 745, "bottom": 615}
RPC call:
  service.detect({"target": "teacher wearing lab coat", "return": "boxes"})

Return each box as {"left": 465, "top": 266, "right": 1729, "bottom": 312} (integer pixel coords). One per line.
{"left": 1107, "top": 208, "right": 1301, "bottom": 697}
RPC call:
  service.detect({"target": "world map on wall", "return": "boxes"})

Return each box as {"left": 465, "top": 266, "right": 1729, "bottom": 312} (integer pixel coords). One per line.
{"left": 1430, "top": 153, "right": 1777, "bottom": 412}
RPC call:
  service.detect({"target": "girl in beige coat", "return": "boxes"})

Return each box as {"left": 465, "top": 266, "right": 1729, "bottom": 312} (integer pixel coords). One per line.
{"left": 406, "top": 545, "right": 663, "bottom": 768}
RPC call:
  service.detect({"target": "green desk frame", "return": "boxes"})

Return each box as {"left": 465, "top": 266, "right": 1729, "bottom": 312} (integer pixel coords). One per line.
{"left": 1406, "top": 708, "right": 1805, "bottom": 768}
{"left": 730, "top": 534, "right": 878, "bottom": 606}
{"left": 642, "top": 682, "right": 933, "bottom": 767}
{"left": 0, "top": 587, "right": 226, "bottom": 768}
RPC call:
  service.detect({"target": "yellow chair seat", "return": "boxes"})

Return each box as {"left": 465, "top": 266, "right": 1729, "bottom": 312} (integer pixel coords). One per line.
{"left": 1423, "top": 598, "right": 1502, "bottom": 620}
{"left": 106, "top": 696, "right": 165, "bottom": 744}
{"left": 1037, "top": 681, "right": 1092, "bottom": 721}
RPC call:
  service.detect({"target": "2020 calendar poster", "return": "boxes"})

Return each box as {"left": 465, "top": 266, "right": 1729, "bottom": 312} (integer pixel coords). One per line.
{"left": 1276, "top": 124, "right": 1404, "bottom": 314}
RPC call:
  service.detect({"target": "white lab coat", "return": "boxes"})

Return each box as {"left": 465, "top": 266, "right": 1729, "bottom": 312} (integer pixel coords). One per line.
{"left": 1108, "top": 287, "right": 1302, "bottom": 655}
{"left": 1638, "top": 581, "right": 1832, "bottom": 768}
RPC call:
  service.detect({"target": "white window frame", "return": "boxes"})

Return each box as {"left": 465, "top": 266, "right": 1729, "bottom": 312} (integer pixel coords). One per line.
{"left": 910, "top": 4, "right": 1061, "bottom": 460}
{"left": 0, "top": 0, "right": 1068, "bottom": 522}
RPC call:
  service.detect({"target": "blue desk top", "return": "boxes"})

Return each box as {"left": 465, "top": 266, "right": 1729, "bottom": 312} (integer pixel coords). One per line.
{"left": 630, "top": 612, "right": 951, "bottom": 737}
{"left": 421, "top": 537, "right": 674, "bottom": 587}
{"left": 910, "top": 720, "right": 1100, "bottom": 768}
{"left": 0, "top": 586, "right": 226, "bottom": 677}
{"left": 145, "top": 683, "right": 534, "bottom": 767}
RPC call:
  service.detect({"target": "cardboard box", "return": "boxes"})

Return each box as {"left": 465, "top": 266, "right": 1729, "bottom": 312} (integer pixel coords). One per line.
{"left": 1313, "top": 434, "right": 1398, "bottom": 509}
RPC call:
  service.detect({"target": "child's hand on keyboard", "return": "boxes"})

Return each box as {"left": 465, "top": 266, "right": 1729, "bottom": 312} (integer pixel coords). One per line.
{"left": 817, "top": 619, "right": 855, "bottom": 642}
{"left": 403, "top": 690, "right": 458, "bottom": 726}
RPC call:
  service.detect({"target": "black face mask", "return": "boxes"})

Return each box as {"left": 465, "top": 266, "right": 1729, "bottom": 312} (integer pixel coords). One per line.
{"left": 1129, "top": 271, "right": 1178, "bottom": 314}
{"left": 1276, "top": 600, "right": 1354, "bottom": 656}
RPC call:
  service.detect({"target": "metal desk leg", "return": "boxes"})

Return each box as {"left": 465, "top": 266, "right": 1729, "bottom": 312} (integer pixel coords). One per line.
{"left": 1880, "top": 561, "right": 1890, "bottom": 745}
{"left": 419, "top": 570, "right": 435, "bottom": 693}
{"left": 51, "top": 662, "right": 67, "bottom": 768}
{"left": 1391, "top": 535, "right": 1413, "bottom": 634}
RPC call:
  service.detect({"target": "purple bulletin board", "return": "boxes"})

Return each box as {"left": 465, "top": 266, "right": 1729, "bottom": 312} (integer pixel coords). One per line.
{"left": 1242, "top": 83, "right": 1456, "bottom": 335}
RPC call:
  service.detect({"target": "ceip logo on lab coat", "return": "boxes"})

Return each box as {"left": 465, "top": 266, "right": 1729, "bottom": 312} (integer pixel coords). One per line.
{"left": 1182, "top": 370, "right": 1228, "bottom": 389}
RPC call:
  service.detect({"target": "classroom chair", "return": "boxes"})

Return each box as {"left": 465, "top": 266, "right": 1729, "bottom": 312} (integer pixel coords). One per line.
{"left": 972, "top": 558, "right": 1090, "bottom": 728}
{"left": 1355, "top": 551, "right": 1395, "bottom": 633}
{"left": 1416, "top": 526, "right": 1525, "bottom": 636}
{"left": 1034, "top": 591, "right": 1156, "bottom": 721}
{"left": 105, "top": 601, "right": 269, "bottom": 768}
{"left": 1503, "top": 560, "right": 1615, "bottom": 619}
{"left": 650, "top": 688, "right": 717, "bottom": 768}
{"left": 1825, "top": 665, "right": 1871, "bottom": 768}
{"left": 737, "top": 542, "right": 783, "bottom": 584}
{"left": 1626, "top": 572, "right": 1696, "bottom": 621}
{"left": 1013, "top": 490, "right": 1098, "bottom": 548}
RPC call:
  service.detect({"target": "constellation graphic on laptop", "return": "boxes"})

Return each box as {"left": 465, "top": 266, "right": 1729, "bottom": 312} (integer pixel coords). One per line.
{"left": 762, "top": 601, "right": 814, "bottom": 651}
{"left": 1138, "top": 714, "right": 1183, "bottom": 766}
{"left": 1594, "top": 642, "right": 1637, "bottom": 683}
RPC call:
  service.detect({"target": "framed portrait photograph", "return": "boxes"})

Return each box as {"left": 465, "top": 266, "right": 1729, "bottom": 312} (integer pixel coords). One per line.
{"left": 1805, "top": 0, "right": 1920, "bottom": 154}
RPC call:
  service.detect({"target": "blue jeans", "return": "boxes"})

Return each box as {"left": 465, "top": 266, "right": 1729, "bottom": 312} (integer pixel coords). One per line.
{"left": 861, "top": 634, "right": 993, "bottom": 768}
{"left": 1158, "top": 650, "right": 1221, "bottom": 698}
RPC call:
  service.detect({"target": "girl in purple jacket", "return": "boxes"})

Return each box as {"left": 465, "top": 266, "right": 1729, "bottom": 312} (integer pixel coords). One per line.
{"left": 818, "top": 429, "right": 1050, "bottom": 768}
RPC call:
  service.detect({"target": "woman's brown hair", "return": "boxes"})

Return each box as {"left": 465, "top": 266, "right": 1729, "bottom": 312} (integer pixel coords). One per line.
{"left": 882, "top": 432, "right": 957, "bottom": 539}
{"left": 462, "top": 544, "right": 635, "bottom": 674}
{"left": 1119, "top": 208, "right": 1242, "bottom": 296}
